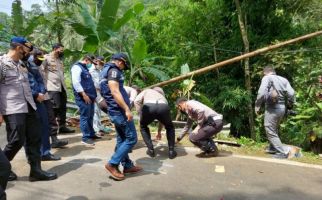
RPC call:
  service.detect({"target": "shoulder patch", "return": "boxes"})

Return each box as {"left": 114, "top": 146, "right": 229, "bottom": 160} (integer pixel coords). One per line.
{"left": 111, "top": 70, "right": 118, "bottom": 78}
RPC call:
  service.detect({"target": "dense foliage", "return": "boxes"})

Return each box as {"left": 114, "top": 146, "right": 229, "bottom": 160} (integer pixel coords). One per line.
{"left": 0, "top": 0, "right": 321, "bottom": 151}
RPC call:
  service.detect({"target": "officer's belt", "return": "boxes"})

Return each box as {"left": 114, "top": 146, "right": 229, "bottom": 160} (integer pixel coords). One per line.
{"left": 144, "top": 100, "right": 167, "bottom": 104}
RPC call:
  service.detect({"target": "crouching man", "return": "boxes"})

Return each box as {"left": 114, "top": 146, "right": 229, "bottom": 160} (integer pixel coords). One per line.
{"left": 134, "top": 87, "right": 177, "bottom": 159}
{"left": 176, "top": 97, "right": 223, "bottom": 158}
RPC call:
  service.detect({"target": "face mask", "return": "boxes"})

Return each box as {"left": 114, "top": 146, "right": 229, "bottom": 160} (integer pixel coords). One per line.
{"left": 86, "top": 63, "right": 92, "bottom": 68}
{"left": 20, "top": 51, "right": 30, "bottom": 61}
{"left": 58, "top": 51, "right": 64, "bottom": 59}
{"left": 34, "top": 59, "right": 43, "bottom": 66}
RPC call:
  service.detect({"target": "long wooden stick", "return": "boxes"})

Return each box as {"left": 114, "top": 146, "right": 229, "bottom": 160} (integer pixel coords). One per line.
{"left": 148, "top": 30, "right": 322, "bottom": 88}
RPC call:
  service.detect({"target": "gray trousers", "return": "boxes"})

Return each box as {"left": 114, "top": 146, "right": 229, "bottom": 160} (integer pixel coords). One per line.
{"left": 264, "top": 105, "right": 290, "bottom": 156}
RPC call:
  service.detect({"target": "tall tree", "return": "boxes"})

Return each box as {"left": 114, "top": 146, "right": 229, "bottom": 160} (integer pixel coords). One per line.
{"left": 234, "top": 0, "right": 255, "bottom": 140}
{"left": 11, "top": 0, "right": 24, "bottom": 36}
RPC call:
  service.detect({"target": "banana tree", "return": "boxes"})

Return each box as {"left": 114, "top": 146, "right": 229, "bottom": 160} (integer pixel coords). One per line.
{"left": 69, "top": 0, "right": 144, "bottom": 53}
{"left": 128, "top": 37, "right": 172, "bottom": 85}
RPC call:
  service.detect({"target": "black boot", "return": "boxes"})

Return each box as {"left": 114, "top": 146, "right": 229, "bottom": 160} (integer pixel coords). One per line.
{"left": 59, "top": 126, "right": 75, "bottom": 134}
{"left": 29, "top": 161, "right": 57, "bottom": 182}
{"left": 146, "top": 148, "right": 155, "bottom": 158}
{"left": 197, "top": 140, "right": 219, "bottom": 158}
{"left": 168, "top": 147, "right": 177, "bottom": 159}
{"left": 51, "top": 135, "right": 68, "bottom": 148}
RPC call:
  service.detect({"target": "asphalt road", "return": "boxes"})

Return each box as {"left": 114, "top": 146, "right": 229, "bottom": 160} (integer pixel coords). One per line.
{"left": 1, "top": 125, "right": 322, "bottom": 200}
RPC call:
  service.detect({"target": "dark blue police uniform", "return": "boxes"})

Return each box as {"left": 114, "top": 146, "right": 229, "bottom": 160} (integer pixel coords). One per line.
{"left": 100, "top": 62, "right": 137, "bottom": 169}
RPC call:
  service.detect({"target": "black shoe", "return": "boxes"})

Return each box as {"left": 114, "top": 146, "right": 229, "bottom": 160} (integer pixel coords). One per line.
{"left": 196, "top": 149, "right": 219, "bottom": 158}
{"left": 59, "top": 126, "right": 75, "bottom": 133}
{"left": 146, "top": 149, "right": 155, "bottom": 158}
{"left": 41, "top": 154, "right": 61, "bottom": 161}
{"left": 51, "top": 139, "right": 68, "bottom": 148}
{"left": 273, "top": 153, "right": 288, "bottom": 159}
{"left": 168, "top": 150, "right": 177, "bottom": 159}
{"left": 8, "top": 171, "right": 17, "bottom": 181}
{"left": 91, "top": 134, "right": 102, "bottom": 140}
{"left": 29, "top": 170, "right": 57, "bottom": 182}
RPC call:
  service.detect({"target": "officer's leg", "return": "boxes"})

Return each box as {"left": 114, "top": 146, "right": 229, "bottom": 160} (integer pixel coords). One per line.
{"left": 139, "top": 105, "right": 156, "bottom": 152}
{"left": 24, "top": 109, "right": 42, "bottom": 164}
{"left": 36, "top": 103, "right": 51, "bottom": 157}
{"left": 109, "top": 115, "right": 137, "bottom": 167}
{"left": 77, "top": 100, "right": 94, "bottom": 141}
{"left": 58, "top": 89, "right": 67, "bottom": 127}
{"left": 189, "top": 125, "right": 217, "bottom": 153}
{"left": 44, "top": 100, "right": 59, "bottom": 137}
{"left": 3, "top": 114, "right": 26, "bottom": 161}
{"left": 0, "top": 148, "right": 11, "bottom": 199}
{"left": 25, "top": 108, "right": 57, "bottom": 181}
{"left": 58, "top": 90, "right": 74, "bottom": 133}
{"left": 264, "top": 107, "right": 290, "bottom": 157}
{"left": 156, "top": 104, "right": 177, "bottom": 159}
{"left": 89, "top": 103, "right": 96, "bottom": 136}
{"left": 93, "top": 102, "right": 101, "bottom": 132}
{"left": 44, "top": 100, "right": 68, "bottom": 148}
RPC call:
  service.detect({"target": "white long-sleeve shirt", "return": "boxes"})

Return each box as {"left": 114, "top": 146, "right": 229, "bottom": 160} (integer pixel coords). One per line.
{"left": 71, "top": 64, "right": 84, "bottom": 93}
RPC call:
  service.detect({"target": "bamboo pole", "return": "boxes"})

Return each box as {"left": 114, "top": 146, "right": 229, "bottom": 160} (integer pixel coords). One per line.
{"left": 148, "top": 30, "right": 322, "bottom": 88}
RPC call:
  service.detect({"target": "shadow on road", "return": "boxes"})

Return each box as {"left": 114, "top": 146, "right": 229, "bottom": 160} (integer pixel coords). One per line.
{"left": 47, "top": 158, "right": 101, "bottom": 177}
{"left": 66, "top": 196, "right": 89, "bottom": 200}
{"left": 54, "top": 145, "right": 96, "bottom": 158}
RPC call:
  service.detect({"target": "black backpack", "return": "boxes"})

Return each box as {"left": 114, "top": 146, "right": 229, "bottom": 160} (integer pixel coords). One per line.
{"left": 265, "top": 80, "right": 278, "bottom": 104}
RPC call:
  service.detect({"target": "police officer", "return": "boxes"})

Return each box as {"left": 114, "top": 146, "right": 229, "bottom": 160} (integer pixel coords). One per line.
{"left": 89, "top": 56, "right": 112, "bottom": 135}
{"left": 27, "top": 49, "right": 61, "bottom": 161}
{"left": 100, "top": 53, "right": 142, "bottom": 181}
{"left": 255, "top": 66, "right": 298, "bottom": 159}
{"left": 71, "top": 55, "right": 98, "bottom": 145}
{"left": 0, "top": 37, "right": 57, "bottom": 181}
{"left": 176, "top": 97, "right": 223, "bottom": 158}
{"left": 41, "top": 43, "right": 75, "bottom": 134}
{"left": 0, "top": 148, "right": 10, "bottom": 200}
{"left": 134, "top": 87, "right": 177, "bottom": 159}
{"left": 124, "top": 85, "right": 140, "bottom": 109}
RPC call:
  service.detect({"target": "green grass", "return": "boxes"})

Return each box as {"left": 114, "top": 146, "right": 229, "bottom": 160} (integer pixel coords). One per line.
{"left": 148, "top": 126, "right": 322, "bottom": 165}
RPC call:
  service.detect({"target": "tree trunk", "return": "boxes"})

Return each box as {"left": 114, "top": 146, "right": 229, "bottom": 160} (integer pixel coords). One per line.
{"left": 234, "top": 0, "right": 256, "bottom": 140}
{"left": 55, "top": 0, "right": 62, "bottom": 44}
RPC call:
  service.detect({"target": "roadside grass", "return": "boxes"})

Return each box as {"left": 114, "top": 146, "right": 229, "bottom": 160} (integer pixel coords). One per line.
{"left": 148, "top": 126, "right": 322, "bottom": 165}
{"left": 67, "top": 116, "right": 322, "bottom": 166}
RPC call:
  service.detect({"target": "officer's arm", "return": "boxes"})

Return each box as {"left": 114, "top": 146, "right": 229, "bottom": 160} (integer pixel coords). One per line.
{"left": 133, "top": 90, "right": 144, "bottom": 113}
{"left": 255, "top": 76, "right": 269, "bottom": 111}
{"left": 39, "top": 58, "right": 48, "bottom": 86}
{"left": 285, "top": 81, "right": 295, "bottom": 104}
{"left": 34, "top": 69, "right": 47, "bottom": 94}
{"left": 108, "top": 80, "right": 131, "bottom": 113}
{"left": 71, "top": 65, "right": 84, "bottom": 93}
{"left": 130, "top": 88, "right": 138, "bottom": 102}
{"left": 177, "top": 118, "right": 193, "bottom": 141}
{"left": 195, "top": 107, "right": 206, "bottom": 127}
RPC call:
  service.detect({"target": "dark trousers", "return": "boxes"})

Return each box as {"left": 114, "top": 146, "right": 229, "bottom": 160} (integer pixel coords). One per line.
{"left": 75, "top": 99, "right": 95, "bottom": 141}
{"left": 189, "top": 120, "right": 223, "bottom": 152}
{"left": 3, "top": 107, "right": 41, "bottom": 163}
{"left": 48, "top": 88, "right": 67, "bottom": 128}
{"left": 140, "top": 103, "right": 175, "bottom": 150}
{"left": 0, "top": 148, "right": 11, "bottom": 200}
{"left": 36, "top": 102, "right": 51, "bottom": 156}
{"left": 44, "top": 100, "right": 58, "bottom": 137}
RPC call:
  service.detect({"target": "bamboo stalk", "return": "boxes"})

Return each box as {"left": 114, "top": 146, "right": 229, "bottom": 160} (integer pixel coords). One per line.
{"left": 148, "top": 30, "right": 322, "bottom": 88}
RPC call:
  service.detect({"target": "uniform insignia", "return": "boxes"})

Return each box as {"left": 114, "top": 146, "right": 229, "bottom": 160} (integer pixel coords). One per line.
{"left": 111, "top": 70, "right": 117, "bottom": 78}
